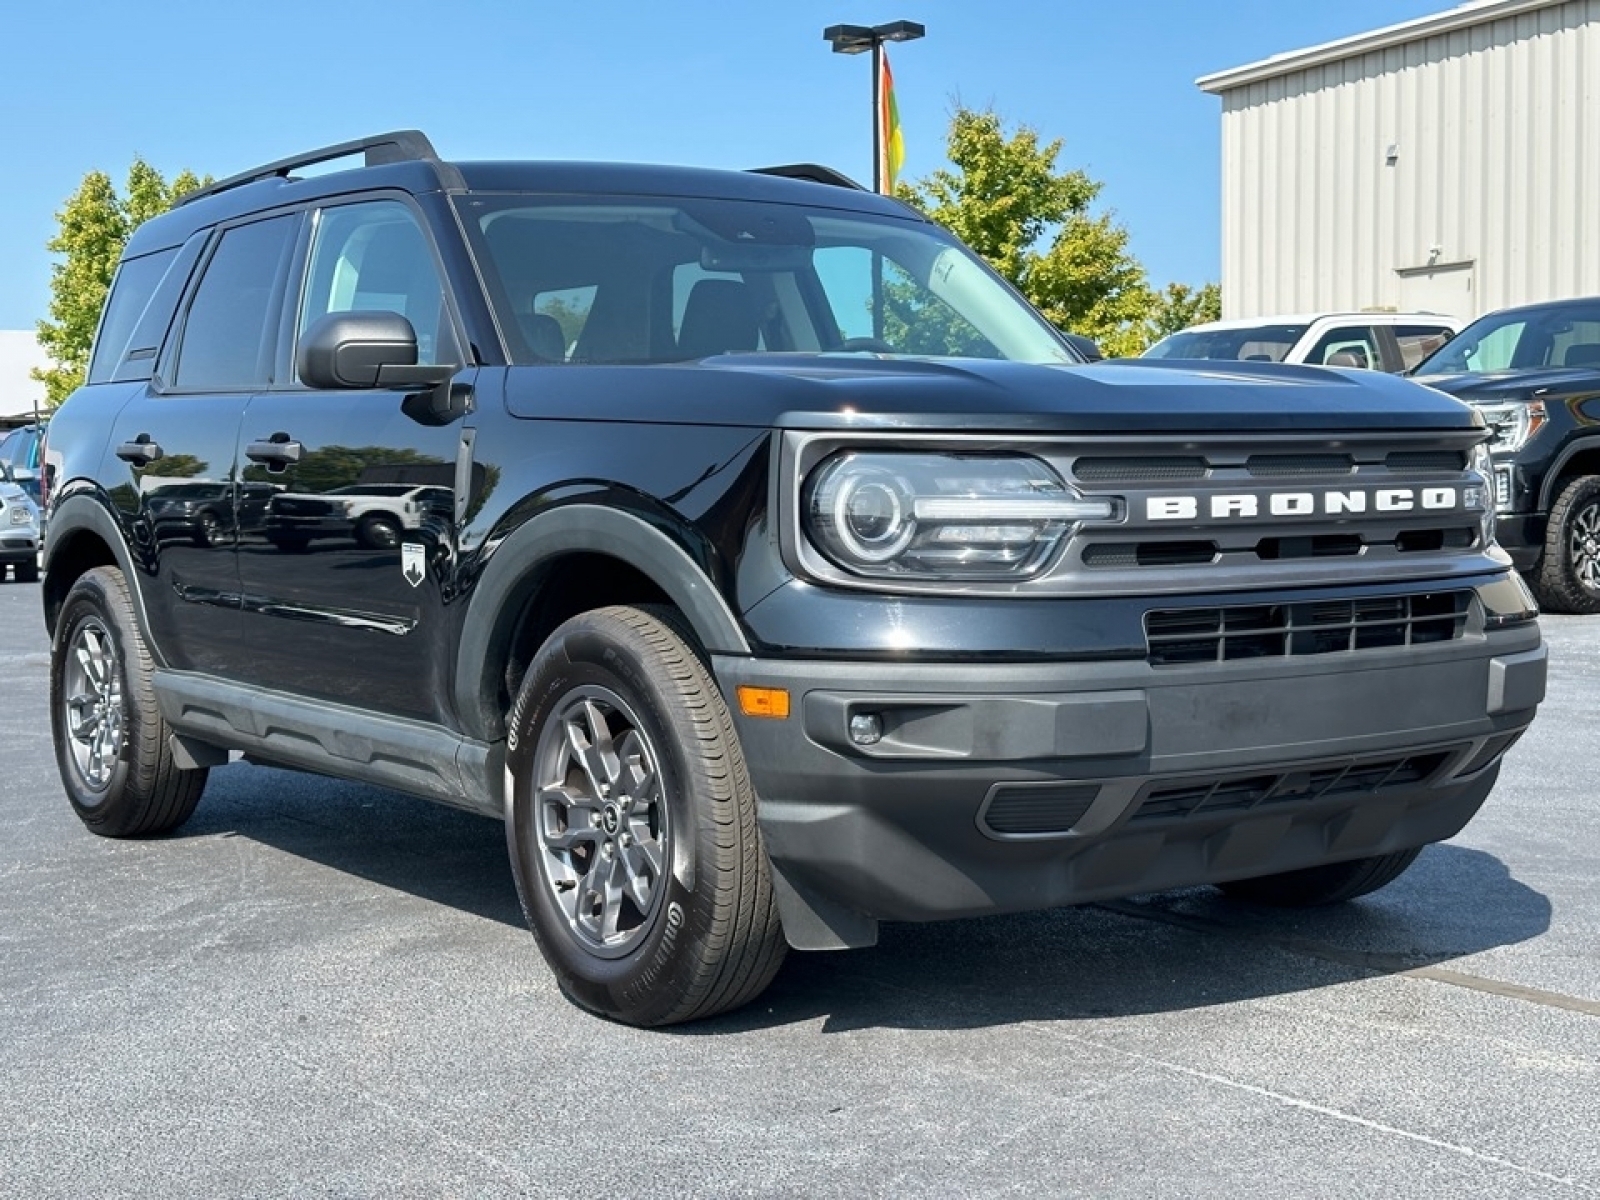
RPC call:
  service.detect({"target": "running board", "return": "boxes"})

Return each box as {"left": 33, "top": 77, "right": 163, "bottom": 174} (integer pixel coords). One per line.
{"left": 152, "top": 670, "right": 503, "bottom": 818}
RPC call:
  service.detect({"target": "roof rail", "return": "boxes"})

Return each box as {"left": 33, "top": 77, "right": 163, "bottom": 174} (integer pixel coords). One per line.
{"left": 748, "top": 163, "right": 866, "bottom": 191}
{"left": 177, "top": 129, "right": 465, "bottom": 207}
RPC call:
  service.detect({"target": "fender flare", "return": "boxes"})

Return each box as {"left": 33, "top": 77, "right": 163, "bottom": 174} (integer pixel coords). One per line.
{"left": 453, "top": 504, "right": 750, "bottom": 741}
{"left": 40, "top": 492, "right": 149, "bottom": 642}
{"left": 1538, "top": 436, "right": 1600, "bottom": 510}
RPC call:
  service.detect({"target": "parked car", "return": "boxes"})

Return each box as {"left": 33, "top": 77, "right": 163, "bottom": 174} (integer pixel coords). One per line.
{"left": 0, "top": 422, "right": 47, "bottom": 507}
{"left": 0, "top": 460, "right": 41, "bottom": 582}
{"left": 40, "top": 131, "right": 1543, "bottom": 1026}
{"left": 1144, "top": 312, "right": 1462, "bottom": 373}
{"left": 1411, "top": 295, "right": 1600, "bottom": 612}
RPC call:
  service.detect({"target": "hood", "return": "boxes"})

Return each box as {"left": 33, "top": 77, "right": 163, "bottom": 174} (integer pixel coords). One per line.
{"left": 502, "top": 354, "right": 1484, "bottom": 433}
{"left": 1414, "top": 365, "right": 1600, "bottom": 400}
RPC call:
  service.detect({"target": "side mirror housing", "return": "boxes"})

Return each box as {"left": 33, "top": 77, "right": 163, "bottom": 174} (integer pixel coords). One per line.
{"left": 297, "top": 310, "right": 455, "bottom": 391}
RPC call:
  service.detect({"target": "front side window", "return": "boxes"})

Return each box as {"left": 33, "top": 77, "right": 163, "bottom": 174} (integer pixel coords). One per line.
{"left": 298, "top": 200, "right": 455, "bottom": 368}
{"left": 173, "top": 215, "right": 297, "bottom": 390}
{"left": 456, "top": 194, "right": 1073, "bottom": 366}
{"left": 1416, "top": 304, "right": 1600, "bottom": 375}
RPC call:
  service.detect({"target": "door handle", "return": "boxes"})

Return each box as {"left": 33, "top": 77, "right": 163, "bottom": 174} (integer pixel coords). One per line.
{"left": 116, "top": 434, "right": 164, "bottom": 465}
{"left": 245, "top": 433, "right": 303, "bottom": 467}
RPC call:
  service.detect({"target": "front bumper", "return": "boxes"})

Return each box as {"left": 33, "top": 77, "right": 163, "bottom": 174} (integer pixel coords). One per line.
{"left": 714, "top": 617, "right": 1544, "bottom": 950}
{"left": 0, "top": 531, "right": 40, "bottom": 563}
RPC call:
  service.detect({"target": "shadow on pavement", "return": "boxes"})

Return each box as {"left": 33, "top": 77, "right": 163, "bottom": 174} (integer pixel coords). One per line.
{"left": 184, "top": 763, "right": 1551, "bottom": 1033}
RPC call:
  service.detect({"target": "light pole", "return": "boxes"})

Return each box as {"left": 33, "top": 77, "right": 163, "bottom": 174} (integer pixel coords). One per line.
{"left": 823, "top": 20, "right": 925, "bottom": 194}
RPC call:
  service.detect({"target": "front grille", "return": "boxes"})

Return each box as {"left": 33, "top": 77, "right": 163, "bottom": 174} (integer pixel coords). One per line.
{"left": 1073, "top": 456, "right": 1206, "bottom": 482}
{"left": 1144, "top": 590, "right": 1470, "bottom": 665}
{"left": 1131, "top": 750, "right": 1455, "bottom": 823}
{"left": 1386, "top": 450, "right": 1468, "bottom": 471}
{"left": 1246, "top": 453, "right": 1353, "bottom": 476}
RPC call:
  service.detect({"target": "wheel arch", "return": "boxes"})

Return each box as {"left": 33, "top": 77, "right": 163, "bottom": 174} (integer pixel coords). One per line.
{"left": 41, "top": 494, "right": 141, "bottom": 640}
{"left": 454, "top": 504, "right": 750, "bottom": 743}
{"left": 1539, "top": 439, "right": 1600, "bottom": 510}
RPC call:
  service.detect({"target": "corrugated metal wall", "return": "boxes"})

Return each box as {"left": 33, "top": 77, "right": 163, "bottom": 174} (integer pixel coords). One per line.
{"left": 1219, "top": 0, "right": 1599, "bottom": 320}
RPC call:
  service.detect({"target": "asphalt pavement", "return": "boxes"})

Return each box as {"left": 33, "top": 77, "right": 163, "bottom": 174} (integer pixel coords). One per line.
{"left": 1, "top": 574, "right": 1596, "bottom": 1198}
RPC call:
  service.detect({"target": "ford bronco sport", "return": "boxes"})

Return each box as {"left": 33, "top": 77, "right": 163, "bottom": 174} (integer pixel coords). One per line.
{"left": 42, "top": 132, "right": 1545, "bottom": 1025}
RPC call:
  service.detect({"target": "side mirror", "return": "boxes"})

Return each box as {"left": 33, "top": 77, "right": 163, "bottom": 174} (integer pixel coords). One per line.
{"left": 297, "top": 311, "right": 455, "bottom": 391}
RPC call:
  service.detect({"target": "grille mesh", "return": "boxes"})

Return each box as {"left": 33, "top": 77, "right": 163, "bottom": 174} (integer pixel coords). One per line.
{"left": 1144, "top": 591, "right": 1470, "bottom": 665}
{"left": 1132, "top": 750, "right": 1455, "bottom": 823}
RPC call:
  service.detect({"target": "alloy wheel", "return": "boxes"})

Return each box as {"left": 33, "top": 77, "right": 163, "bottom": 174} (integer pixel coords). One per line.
{"left": 532, "top": 685, "right": 671, "bottom": 958}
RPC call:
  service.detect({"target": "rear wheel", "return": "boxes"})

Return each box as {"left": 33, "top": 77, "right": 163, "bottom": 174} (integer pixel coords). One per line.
{"left": 505, "top": 605, "right": 785, "bottom": 1026}
{"left": 50, "top": 566, "right": 207, "bottom": 837}
{"left": 1217, "top": 848, "right": 1422, "bottom": 906}
{"left": 1530, "top": 474, "right": 1600, "bottom": 614}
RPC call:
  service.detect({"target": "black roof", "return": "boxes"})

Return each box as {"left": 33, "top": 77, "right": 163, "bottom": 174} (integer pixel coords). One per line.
{"left": 125, "top": 138, "right": 920, "bottom": 258}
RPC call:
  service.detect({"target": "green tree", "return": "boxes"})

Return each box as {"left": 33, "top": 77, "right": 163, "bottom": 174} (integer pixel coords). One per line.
{"left": 34, "top": 161, "right": 207, "bottom": 407}
{"left": 901, "top": 109, "right": 1219, "bottom": 357}
{"left": 1145, "top": 281, "right": 1222, "bottom": 344}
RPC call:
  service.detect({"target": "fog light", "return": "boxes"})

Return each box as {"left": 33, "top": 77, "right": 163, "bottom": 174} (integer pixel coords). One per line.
{"left": 848, "top": 712, "right": 883, "bottom": 746}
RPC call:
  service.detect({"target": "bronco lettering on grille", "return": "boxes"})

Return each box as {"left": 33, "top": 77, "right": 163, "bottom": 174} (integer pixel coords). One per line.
{"left": 1146, "top": 487, "right": 1461, "bottom": 521}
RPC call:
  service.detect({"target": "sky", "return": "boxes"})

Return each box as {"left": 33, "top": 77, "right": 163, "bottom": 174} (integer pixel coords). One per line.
{"left": 1, "top": 0, "right": 1457, "bottom": 333}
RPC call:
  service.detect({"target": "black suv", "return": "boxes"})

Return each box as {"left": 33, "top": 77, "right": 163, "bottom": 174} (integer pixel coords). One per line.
{"left": 42, "top": 132, "right": 1545, "bottom": 1026}
{"left": 1412, "top": 296, "right": 1600, "bottom": 613}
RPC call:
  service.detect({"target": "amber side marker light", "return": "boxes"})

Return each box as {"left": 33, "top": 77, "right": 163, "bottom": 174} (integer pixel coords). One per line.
{"left": 737, "top": 686, "right": 791, "bottom": 719}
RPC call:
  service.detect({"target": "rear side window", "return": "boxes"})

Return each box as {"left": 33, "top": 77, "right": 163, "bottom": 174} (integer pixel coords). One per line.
{"left": 88, "top": 249, "right": 176, "bottom": 384}
{"left": 173, "top": 214, "right": 297, "bottom": 391}
{"left": 1393, "top": 324, "right": 1455, "bottom": 372}
{"left": 1306, "top": 325, "right": 1380, "bottom": 370}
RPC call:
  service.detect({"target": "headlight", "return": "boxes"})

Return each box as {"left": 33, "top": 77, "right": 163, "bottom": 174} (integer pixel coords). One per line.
{"left": 804, "top": 452, "right": 1115, "bottom": 579}
{"left": 1474, "top": 398, "right": 1546, "bottom": 454}
{"left": 1469, "top": 440, "right": 1498, "bottom": 545}
{"left": 8, "top": 503, "right": 35, "bottom": 527}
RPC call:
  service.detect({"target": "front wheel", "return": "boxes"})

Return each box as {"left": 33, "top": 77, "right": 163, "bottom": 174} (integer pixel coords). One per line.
{"left": 50, "top": 566, "right": 207, "bottom": 836}
{"left": 1530, "top": 475, "right": 1600, "bottom": 614}
{"left": 1216, "top": 848, "right": 1422, "bottom": 906}
{"left": 505, "top": 605, "right": 785, "bottom": 1026}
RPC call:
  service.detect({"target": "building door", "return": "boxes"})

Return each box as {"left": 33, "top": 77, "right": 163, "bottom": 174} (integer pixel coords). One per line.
{"left": 1396, "top": 261, "right": 1475, "bottom": 321}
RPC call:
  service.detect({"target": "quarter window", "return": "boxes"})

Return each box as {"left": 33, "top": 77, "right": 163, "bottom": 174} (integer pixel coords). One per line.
{"left": 173, "top": 215, "right": 297, "bottom": 390}
{"left": 89, "top": 248, "right": 178, "bottom": 384}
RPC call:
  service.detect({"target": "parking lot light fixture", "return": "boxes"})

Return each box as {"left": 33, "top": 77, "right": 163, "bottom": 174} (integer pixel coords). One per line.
{"left": 824, "top": 19, "right": 925, "bottom": 193}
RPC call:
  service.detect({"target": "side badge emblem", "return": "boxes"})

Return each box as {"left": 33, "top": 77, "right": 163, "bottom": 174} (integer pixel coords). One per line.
{"left": 401, "top": 542, "right": 426, "bottom": 588}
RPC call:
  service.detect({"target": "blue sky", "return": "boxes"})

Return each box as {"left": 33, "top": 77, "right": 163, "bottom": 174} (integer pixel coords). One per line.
{"left": 2, "top": 0, "right": 1452, "bottom": 332}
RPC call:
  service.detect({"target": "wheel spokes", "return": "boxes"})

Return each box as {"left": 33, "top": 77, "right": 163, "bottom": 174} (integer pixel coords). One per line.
{"left": 530, "top": 685, "right": 672, "bottom": 957}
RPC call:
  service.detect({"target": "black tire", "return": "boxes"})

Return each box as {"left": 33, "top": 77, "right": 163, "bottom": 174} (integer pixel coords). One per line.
{"left": 1529, "top": 475, "right": 1600, "bottom": 614}
{"left": 505, "top": 605, "right": 785, "bottom": 1026}
{"left": 50, "top": 566, "right": 207, "bottom": 837}
{"left": 1217, "top": 848, "right": 1422, "bottom": 907}
{"left": 194, "top": 508, "right": 225, "bottom": 548}
{"left": 356, "top": 514, "right": 401, "bottom": 551}
{"left": 15, "top": 560, "right": 39, "bottom": 584}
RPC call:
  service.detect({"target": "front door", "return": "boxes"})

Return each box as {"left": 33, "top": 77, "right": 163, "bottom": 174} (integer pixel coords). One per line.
{"left": 233, "top": 197, "right": 472, "bottom": 722}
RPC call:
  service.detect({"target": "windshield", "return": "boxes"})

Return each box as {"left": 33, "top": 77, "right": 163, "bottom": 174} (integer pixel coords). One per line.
{"left": 1142, "top": 325, "right": 1309, "bottom": 363}
{"left": 1415, "top": 301, "right": 1600, "bottom": 375}
{"left": 455, "top": 195, "right": 1076, "bottom": 366}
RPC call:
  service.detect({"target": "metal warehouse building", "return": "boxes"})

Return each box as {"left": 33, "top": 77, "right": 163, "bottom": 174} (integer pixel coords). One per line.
{"left": 1199, "top": 0, "right": 1599, "bottom": 321}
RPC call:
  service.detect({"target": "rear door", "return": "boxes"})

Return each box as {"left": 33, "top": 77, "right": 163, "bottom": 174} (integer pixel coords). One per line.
{"left": 233, "top": 196, "right": 471, "bottom": 722}
{"left": 102, "top": 214, "right": 300, "bottom": 672}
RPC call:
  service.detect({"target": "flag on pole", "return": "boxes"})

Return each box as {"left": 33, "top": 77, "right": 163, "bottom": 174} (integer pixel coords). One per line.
{"left": 878, "top": 47, "right": 905, "bottom": 193}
